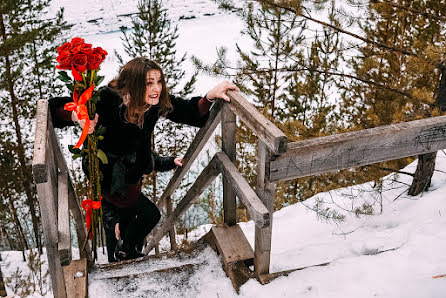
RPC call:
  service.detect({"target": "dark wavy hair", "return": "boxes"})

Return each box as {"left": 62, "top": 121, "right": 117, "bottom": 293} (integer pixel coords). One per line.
{"left": 109, "top": 57, "right": 171, "bottom": 127}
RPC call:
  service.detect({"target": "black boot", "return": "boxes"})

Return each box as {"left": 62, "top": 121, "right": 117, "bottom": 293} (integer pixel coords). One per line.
{"left": 115, "top": 240, "right": 144, "bottom": 261}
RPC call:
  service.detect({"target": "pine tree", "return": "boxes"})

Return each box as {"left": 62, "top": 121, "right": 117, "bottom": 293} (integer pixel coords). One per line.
{"left": 0, "top": 0, "right": 66, "bottom": 251}
{"left": 342, "top": 0, "right": 446, "bottom": 196}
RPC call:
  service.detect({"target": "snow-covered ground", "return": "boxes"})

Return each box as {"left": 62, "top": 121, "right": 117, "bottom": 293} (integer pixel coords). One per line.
{"left": 3, "top": 151, "right": 446, "bottom": 297}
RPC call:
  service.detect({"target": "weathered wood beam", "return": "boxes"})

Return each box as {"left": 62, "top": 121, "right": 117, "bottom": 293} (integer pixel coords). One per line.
{"left": 32, "top": 99, "right": 49, "bottom": 184}
{"left": 63, "top": 258, "right": 88, "bottom": 298}
{"left": 143, "top": 157, "right": 220, "bottom": 254}
{"left": 214, "top": 152, "right": 270, "bottom": 228}
{"left": 158, "top": 100, "right": 224, "bottom": 210}
{"left": 222, "top": 105, "right": 237, "bottom": 226}
{"left": 227, "top": 91, "right": 287, "bottom": 155}
{"left": 254, "top": 141, "right": 275, "bottom": 276}
{"left": 270, "top": 115, "right": 446, "bottom": 182}
{"left": 58, "top": 172, "right": 72, "bottom": 266}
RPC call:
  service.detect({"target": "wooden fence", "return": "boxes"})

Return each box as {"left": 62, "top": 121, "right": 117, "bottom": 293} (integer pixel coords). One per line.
{"left": 32, "top": 91, "right": 446, "bottom": 294}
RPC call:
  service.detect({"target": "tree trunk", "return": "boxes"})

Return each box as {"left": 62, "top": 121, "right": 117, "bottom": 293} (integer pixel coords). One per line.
{"left": 0, "top": 14, "right": 42, "bottom": 252}
{"left": 0, "top": 264, "right": 7, "bottom": 297}
{"left": 408, "top": 152, "right": 436, "bottom": 196}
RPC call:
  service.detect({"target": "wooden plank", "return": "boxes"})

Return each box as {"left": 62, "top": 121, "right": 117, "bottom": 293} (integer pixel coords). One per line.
{"left": 68, "top": 181, "right": 93, "bottom": 264}
{"left": 214, "top": 152, "right": 270, "bottom": 228}
{"left": 254, "top": 141, "right": 275, "bottom": 276}
{"left": 166, "top": 197, "right": 177, "bottom": 251}
{"left": 143, "top": 157, "right": 220, "bottom": 254}
{"left": 227, "top": 91, "right": 287, "bottom": 154}
{"left": 158, "top": 100, "right": 224, "bottom": 210}
{"left": 63, "top": 258, "right": 88, "bottom": 298}
{"left": 210, "top": 225, "right": 254, "bottom": 266}
{"left": 32, "top": 99, "right": 49, "bottom": 184}
{"left": 270, "top": 115, "right": 446, "bottom": 182}
{"left": 36, "top": 181, "right": 67, "bottom": 298}
{"left": 222, "top": 105, "right": 237, "bottom": 226}
{"left": 58, "top": 172, "right": 72, "bottom": 266}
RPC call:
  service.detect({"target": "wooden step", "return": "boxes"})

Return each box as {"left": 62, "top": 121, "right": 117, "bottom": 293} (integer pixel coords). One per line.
{"left": 63, "top": 258, "right": 88, "bottom": 298}
{"left": 203, "top": 224, "right": 255, "bottom": 292}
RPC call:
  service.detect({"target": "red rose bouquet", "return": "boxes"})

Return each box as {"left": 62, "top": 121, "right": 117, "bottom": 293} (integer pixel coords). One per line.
{"left": 56, "top": 37, "right": 108, "bottom": 259}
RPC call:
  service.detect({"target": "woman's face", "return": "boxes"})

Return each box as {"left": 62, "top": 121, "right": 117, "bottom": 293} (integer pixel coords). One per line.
{"left": 145, "top": 70, "right": 162, "bottom": 105}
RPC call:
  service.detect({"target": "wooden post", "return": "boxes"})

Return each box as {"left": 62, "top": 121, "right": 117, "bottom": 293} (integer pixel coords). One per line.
{"left": 58, "top": 172, "right": 72, "bottom": 266}
{"left": 254, "top": 141, "right": 275, "bottom": 277}
{"left": 222, "top": 105, "right": 237, "bottom": 226}
{"left": 36, "top": 176, "right": 67, "bottom": 298}
{"left": 166, "top": 197, "right": 177, "bottom": 250}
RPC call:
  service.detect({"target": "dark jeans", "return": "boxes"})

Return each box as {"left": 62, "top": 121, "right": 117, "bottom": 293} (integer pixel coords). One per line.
{"left": 102, "top": 193, "right": 161, "bottom": 262}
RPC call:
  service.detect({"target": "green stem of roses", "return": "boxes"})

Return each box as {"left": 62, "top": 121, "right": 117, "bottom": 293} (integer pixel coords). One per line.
{"left": 87, "top": 89, "right": 102, "bottom": 259}
{"left": 90, "top": 69, "right": 95, "bottom": 86}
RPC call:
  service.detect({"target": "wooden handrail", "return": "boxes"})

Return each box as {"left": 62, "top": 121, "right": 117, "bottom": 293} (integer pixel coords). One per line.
{"left": 32, "top": 99, "right": 49, "bottom": 184}
{"left": 214, "top": 152, "right": 270, "bottom": 228}
{"left": 270, "top": 115, "right": 446, "bottom": 182}
{"left": 32, "top": 99, "right": 93, "bottom": 297}
{"left": 143, "top": 156, "right": 221, "bottom": 254}
{"left": 227, "top": 91, "right": 288, "bottom": 155}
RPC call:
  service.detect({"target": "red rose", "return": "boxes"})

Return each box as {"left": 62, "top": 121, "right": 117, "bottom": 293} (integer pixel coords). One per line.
{"left": 80, "top": 43, "right": 93, "bottom": 55}
{"left": 57, "top": 42, "right": 72, "bottom": 54}
{"left": 93, "top": 47, "right": 108, "bottom": 60}
{"left": 87, "top": 53, "right": 102, "bottom": 70}
{"left": 56, "top": 51, "right": 72, "bottom": 70}
{"left": 71, "top": 44, "right": 81, "bottom": 54}
{"left": 72, "top": 54, "right": 88, "bottom": 73}
{"left": 71, "top": 37, "right": 85, "bottom": 46}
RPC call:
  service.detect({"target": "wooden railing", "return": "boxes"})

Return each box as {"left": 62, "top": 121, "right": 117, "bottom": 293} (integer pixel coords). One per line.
{"left": 143, "top": 91, "right": 288, "bottom": 277}
{"left": 32, "top": 89, "right": 446, "bottom": 292}
{"left": 32, "top": 99, "right": 92, "bottom": 298}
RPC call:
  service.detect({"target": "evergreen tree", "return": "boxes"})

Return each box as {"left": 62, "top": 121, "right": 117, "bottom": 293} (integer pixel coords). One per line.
{"left": 342, "top": 0, "right": 446, "bottom": 195}
{"left": 0, "top": 0, "right": 66, "bottom": 251}
{"left": 196, "top": 1, "right": 348, "bottom": 216}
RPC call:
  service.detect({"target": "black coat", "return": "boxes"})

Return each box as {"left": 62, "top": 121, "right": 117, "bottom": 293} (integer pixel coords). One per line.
{"left": 49, "top": 87, "right": 209, "bottom": 195}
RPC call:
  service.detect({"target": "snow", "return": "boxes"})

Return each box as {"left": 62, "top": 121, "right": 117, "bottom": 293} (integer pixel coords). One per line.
{"left": 3, "top": 152, "right": 446, "bottom": 297}
{"left": 2, "top": 0, "right": 446, "bottom": 297}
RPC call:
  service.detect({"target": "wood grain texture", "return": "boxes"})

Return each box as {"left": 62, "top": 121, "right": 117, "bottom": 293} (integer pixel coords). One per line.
{"left": 143, "top": 158, "right": 220, "bottom": 254}
{"left": 227, "top": 91, "right": 287, "bottom": 154}
{"left": 214, "top": 152, "right": 270, "bottom": 228}
{"left": 36, "top": 181, "right": 67, "bottom": 298}
{"left": 166, "top": 197, "right": 178, "bottom": 251}
{"left": 158, "top": 100, "right": 224, "bottom": 210}
{"left": 254, "top": 142, "right": 275, "bottom": 276}
{"left": 58, "top": 172, "right": 72, "bottom": 266}
{"left": 270, "top": 115, "right": 446, "bottom": 182}
{"left": 32, "top": 99, "right": 49, "bottom": 184}
{"left": 210, "top": 225, "right": 254, "bottom": 266}
{"left": 63, "top": 258, "right": 88, "bottom": 298}
{"left": 222, "top": 105, "right": 237, "bottom": 226}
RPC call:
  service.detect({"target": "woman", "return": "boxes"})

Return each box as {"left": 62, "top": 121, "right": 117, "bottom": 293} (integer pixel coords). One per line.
{"left": 50, "top": 57, "right": 238, "bottom": 261}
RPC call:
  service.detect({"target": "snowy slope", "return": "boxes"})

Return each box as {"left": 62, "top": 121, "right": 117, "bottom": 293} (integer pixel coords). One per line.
{"left": 3, "top": 151, "right": 446, "bottom": 297}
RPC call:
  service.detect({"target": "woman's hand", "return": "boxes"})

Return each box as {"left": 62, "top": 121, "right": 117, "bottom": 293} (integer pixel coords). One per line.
{"left": 206, "top": 81, "right": 239, "bottom": 102}
{"left": 115, "top": 223, "right": 120, "bottom": 240}
{"left": 72, "top": 112, "right": 99, "bottom": 134}
{"left": 174, "top": 156, "right": 183, "bottom": 167}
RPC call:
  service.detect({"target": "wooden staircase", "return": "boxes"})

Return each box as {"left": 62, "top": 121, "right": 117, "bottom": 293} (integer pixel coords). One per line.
{"left": 32, "top": 90, "right": 446, "bottom": 297}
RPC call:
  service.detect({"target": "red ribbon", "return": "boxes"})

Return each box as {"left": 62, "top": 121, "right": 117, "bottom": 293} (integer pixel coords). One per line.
{"left": 81, "top": 197, "right": 102, "bottom": 238}
{"left": 64, "top": 83, "right": 95, "bottom": 148}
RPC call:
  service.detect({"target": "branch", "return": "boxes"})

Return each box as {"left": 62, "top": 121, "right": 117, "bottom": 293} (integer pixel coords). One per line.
{"left": 264, "top": 1, "right": 418, "bottom": 57}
